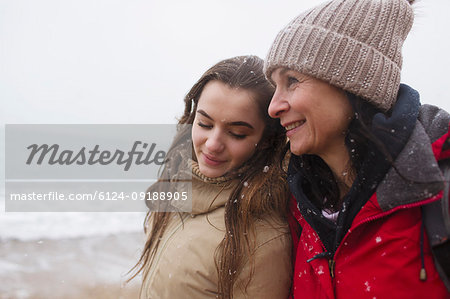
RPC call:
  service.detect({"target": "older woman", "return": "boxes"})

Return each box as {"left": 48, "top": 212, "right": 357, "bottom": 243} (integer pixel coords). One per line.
{"left": 264, "top": 0, "right": 449, "bottom": 298}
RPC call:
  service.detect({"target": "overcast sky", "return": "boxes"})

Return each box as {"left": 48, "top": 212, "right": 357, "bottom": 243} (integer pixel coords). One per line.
{"left": 1, "top": 0, "right": 449, "bottom": 125}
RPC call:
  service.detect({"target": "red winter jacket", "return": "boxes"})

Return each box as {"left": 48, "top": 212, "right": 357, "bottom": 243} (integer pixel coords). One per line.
{"left": 287, "top": 97, "right": 450, "bottom": 298}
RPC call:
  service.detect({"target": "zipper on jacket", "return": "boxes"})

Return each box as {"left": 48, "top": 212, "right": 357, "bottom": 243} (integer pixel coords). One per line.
{"left": 305, "top": 241, "right": 335, "bottom": 279}
{"left": 329, "top": 259, "right": 335, "bottom": 278}
{"left": 292, "top": 197, "right": 337, "bottom": 280}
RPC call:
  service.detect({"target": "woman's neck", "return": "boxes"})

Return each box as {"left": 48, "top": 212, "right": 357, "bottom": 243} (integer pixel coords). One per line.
{"left": 320, "top": 146, "right": 355, "bottom": 198}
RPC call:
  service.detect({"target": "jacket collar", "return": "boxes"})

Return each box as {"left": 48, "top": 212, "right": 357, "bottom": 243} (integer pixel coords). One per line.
{"left": 190, "top": 160, "right": 237, "bottom": 215}
{"left": 376, "top": 111, "right": 445, "bottom": 212}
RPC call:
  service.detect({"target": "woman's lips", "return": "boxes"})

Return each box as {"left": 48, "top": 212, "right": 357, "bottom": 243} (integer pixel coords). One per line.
{"left": 284, "top": 120, "right": 305, "bottom": 137}
{"left": 202, "top": 153, "right": 226, "bottom": 166}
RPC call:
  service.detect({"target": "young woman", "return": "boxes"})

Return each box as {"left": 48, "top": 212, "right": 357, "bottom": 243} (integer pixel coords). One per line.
{"left": 264, "top": 0, "right": 449, "bottom": 298}
{"left": 131, "top": 56, "right": 292, "bottom": 298}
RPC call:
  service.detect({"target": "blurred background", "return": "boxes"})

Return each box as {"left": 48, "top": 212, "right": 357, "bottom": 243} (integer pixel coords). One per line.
{"left": 1, "top": 0, "right": 449, "bottom": 298}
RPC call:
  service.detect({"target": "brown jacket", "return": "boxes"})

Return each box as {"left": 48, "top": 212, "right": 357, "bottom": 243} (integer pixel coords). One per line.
{"left": 140, "top": 163, "right": 292, "bottom": 298}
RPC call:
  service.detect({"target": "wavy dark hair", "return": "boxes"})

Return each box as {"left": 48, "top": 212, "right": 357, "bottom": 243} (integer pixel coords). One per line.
{"left": 128, "top": 55, "right": 289, "bottom": 298}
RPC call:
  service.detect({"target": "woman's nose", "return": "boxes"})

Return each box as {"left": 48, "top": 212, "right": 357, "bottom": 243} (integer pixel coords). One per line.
{"left": 268, "top": 89, "right": 289, "bottom": 118}
{"left": 205, "top": 130, "right": 224, "bottom": 153}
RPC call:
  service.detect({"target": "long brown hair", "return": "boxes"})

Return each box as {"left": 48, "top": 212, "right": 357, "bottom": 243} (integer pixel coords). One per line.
{"left": 129, "top": 55, "right": 289, "bottom": 298}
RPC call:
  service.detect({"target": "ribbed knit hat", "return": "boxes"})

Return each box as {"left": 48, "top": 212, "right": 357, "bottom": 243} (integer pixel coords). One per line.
{"left": 264, "top": 0, "right": 415, "bottom": 111}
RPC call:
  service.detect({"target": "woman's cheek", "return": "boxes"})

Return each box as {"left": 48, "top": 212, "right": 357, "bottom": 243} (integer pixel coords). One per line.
{"left": 191, "top": 127, "right": 203, "bottom": 153}
{"left": 241, "top": 139, "right": 259, "bottom": 162}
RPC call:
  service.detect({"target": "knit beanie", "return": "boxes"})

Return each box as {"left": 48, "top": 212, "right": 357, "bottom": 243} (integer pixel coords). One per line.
{"left": 264, "top": 0, "right": 415, "bottom": 111}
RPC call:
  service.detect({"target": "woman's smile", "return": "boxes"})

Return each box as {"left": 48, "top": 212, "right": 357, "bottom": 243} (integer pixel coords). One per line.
{"left": 201, "top": 152, "right": 227, "bottom": 166}
{"left": 283, "top": 120, "right": 306, "bottom": 137}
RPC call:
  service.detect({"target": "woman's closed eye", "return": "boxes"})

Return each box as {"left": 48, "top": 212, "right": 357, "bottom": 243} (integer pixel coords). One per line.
{"left": 197, "top": 122, "right": 212, "bottom": 129}
{"left": 198, "top": 122, "right": 247, "bottom": 139}
{"left": 229, "top": 131, "right": 247, "bottom": 139}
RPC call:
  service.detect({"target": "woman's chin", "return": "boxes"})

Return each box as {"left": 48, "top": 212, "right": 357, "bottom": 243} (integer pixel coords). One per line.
{"left": 289, "top": 144, "right": 306, "bottom": 156}
{"left": 198, "top": 165, "right": 226, "bottom": 178}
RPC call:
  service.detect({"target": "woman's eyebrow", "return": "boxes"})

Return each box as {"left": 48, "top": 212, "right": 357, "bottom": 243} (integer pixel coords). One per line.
{"left": 272, "top": 67, "right": 289, "bottom": 82}
{"left": 197, "top": 109, "right": 254, "bottom": 129}
{"left": 228, "top": 121, "right": 254, "bottom": 129}
{"left": 197, "top": 109, "right": 213, "bottom": 120}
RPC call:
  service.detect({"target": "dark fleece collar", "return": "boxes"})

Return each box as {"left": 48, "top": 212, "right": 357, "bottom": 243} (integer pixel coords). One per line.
{"left": 288, "top": 84, "right": 433, "bottom": 252}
